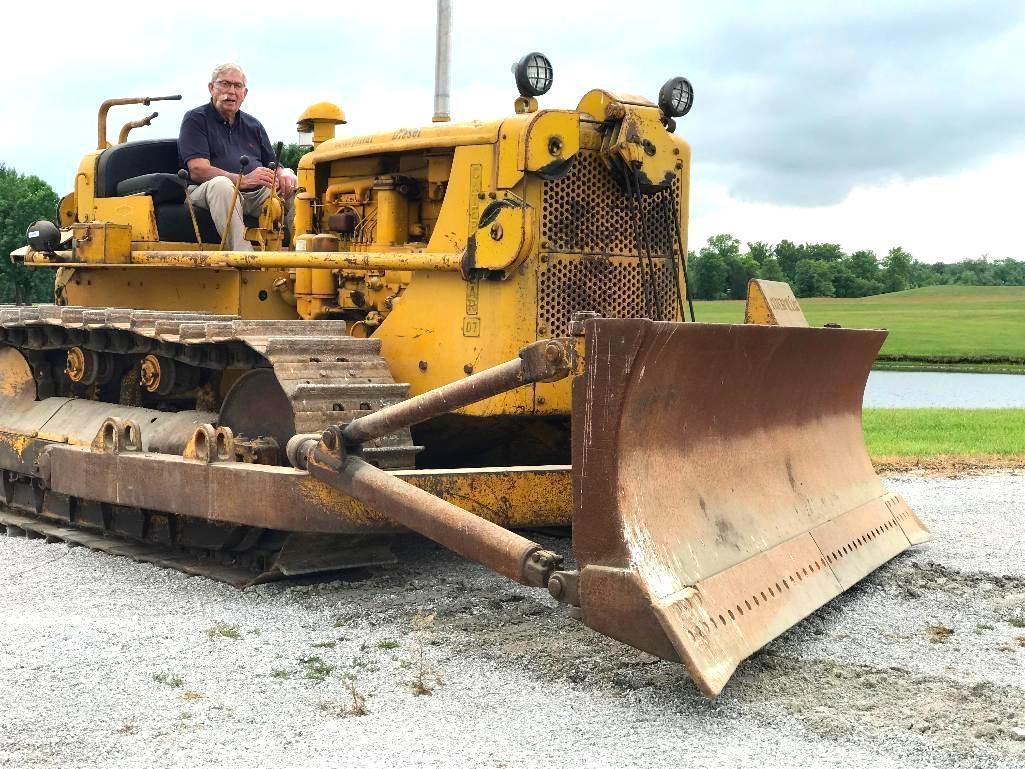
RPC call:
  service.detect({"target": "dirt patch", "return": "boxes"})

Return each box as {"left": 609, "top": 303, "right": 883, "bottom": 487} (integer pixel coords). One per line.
{"left": 728, "top": 653, "right": 1025, "bottom": 759}
{"left": 873, "top": 455, "right": 1025, "bottom": 477}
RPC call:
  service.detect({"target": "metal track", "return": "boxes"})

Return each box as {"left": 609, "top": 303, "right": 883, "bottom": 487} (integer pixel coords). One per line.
{"left": 0, "top": 304, "right": 419, "bottom": 467}
{"left": 0, "top": 505, "right": 262, "bottom": 586}
{"left": 0, "top": 304, "right": 419, "bottom": 582}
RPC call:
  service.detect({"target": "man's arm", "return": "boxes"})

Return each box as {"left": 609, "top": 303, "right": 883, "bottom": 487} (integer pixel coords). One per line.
{"left": 186, "top": 158, "right": 275, "bottom": 190}
{"left": 256, "top": 122, "right": 297, "bottom": 198}
{"left": 179, "top": 110, "right": 275, "bottom": 190}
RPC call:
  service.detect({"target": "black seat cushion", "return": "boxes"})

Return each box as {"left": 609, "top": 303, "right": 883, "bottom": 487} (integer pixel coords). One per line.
{"left": 117, "top": 173, "right": 186, "bottom": 205}
{"left": 155, "top": 205, "right": 260, "bottom": 244}
{"left": 96, "top": 140, "right": 180, "bottom": 198}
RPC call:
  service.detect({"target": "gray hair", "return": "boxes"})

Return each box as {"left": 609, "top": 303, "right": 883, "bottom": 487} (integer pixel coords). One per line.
{"left": 210, "top": 63, "right": 247, "bottom": 85}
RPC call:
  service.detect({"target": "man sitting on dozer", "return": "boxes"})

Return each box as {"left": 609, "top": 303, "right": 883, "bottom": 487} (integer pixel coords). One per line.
{"left": 178, "top": 63, "right": 295, "bottom": 250}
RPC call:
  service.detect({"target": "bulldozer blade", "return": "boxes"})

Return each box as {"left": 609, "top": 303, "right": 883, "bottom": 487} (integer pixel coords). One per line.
{"left": 571, "top": 319, "right": 930, "bottom": 696}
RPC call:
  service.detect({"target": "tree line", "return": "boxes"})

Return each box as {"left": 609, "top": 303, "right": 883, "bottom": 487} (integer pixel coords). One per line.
{"left": 687, "top": 234, "right": 1025, "bottom": 301}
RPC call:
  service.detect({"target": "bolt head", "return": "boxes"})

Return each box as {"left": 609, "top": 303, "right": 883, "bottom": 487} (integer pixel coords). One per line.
{"left": 548, "top": 575, "right": 563, "bottom": 598}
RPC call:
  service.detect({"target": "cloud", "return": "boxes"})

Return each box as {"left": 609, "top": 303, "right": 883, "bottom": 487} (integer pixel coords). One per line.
{"left": 680, "top": 1, "right": 1025, "bottom": 205}
{"left": 690, "top": 150, "right": 1025, "bottom": 261}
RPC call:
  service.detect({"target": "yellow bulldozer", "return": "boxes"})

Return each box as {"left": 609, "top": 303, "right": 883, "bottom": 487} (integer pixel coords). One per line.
{"left": 3, "top": 49, "right": 929, "bottom": 696}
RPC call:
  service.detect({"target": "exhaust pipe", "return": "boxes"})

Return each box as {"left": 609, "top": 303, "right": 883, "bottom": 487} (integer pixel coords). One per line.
{"left": 432, "top": 0, "right": 452, "bottom": 122}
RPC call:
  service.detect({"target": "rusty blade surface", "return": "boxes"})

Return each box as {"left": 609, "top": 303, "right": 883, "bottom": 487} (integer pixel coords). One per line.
{"left": 571, "top": 319, "right": 931, "bottom": 696}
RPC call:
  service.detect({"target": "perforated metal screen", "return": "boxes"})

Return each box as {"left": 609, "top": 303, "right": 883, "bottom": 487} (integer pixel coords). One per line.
{"left": 538, "top": 256, "right": 679, "bottom": 336}
{"left": 540, "top": 152, "right": 681, "bottom": 257}
{"left": 538, "top": 152, "right": 683, "bottom": 336}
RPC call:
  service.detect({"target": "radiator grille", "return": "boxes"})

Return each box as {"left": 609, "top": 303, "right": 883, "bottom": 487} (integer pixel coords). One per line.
{"left": 540, "top": 152, "right": 681, "bottom": 257}
{"left": 538, "top": 256, "right": 679, "bottom": 336}
{"left": 537, "top": 151, "right": 683, "bottom": 335}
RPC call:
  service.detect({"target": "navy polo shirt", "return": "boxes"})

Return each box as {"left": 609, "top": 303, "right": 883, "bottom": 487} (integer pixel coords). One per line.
{"left": 178, "top": 101, "right": 275, "bottom": 178}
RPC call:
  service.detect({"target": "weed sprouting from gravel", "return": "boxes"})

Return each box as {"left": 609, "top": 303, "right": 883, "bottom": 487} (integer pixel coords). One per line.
{"left": 410, "top": 643, "right": 441, "bottom": 696}
{"left": 1007, "top": 616, "right": 1025, "bottom": 629}
{"left": 408, "top": 611, "right": 443, "bottom": 696}
{"left": 345, "top": 675, "right": 369, "bottom": 716}
{"left": 301, "top": 655, "right": 336, "bottom": 682}
{"left": 271, "top": 668, "right": 291, "bottom": 679}
{"left": 317, "top": 676, "right": 369, "bottom": 717}
{"left": 377, "top": 639, "right": 399, "bottom": 650}
{"left": 206, "top": 622, "right": 242, "bottom": 639}
{"left": 153, "top": 672, "right": 184, "bottom": 688}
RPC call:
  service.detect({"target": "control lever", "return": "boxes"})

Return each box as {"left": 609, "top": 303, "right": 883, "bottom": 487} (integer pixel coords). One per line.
{"left": 219, "top": 155, "right": 249, "bottom": 251}
{"left": 177, "top": 169, "right": 203, "bottom": 245}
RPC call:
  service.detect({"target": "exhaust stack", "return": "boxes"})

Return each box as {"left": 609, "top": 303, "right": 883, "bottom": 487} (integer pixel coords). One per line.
{"left": 432, "top": 0, "right": 452, "bottom": 122}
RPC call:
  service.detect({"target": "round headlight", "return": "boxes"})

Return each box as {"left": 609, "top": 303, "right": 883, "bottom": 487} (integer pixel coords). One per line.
{"left": 658, "top": 77, "right": 694, "bottom": 118}
{"left": 514, "top": 52, "right": 554, "bottom": 97}
{"left": 26, "top": 220, "right": 60, "bottom": 253}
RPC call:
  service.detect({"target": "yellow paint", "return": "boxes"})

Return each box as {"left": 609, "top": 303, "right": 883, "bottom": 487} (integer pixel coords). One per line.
{"left": 62, "top": 267, "right": 296, "bottom": 318}
{"left": 93, "top": 197, "right": 158, "bottom": 241}
{"left": 73, "top": 152, "right": 100, "bottom": 222}
{"left": 0, "top": 431, "right": 31, "bottom": 458}
{"left": 744, "top": 280, "right": 809, "bottom": 327}
{"left": 295, "top": 465, "right": 572, "bottom": 528}
{"left": 71, "top": 222, "right": 132, "bottom": 263}
{"left": 312, "top": 119, "right": 501, "bottom": 164}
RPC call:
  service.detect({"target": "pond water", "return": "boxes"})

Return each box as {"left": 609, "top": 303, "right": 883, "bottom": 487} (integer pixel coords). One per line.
{"left": 864, "top": 370, "right": 1025, "bottom": 408}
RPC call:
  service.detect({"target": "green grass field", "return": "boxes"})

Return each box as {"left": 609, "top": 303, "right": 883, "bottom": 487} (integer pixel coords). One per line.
{"left": 863, "top": 408, "right": 1025, "bottom": 457}
{"left": 693, "top": 286, "right": 1025, "bottom": 371}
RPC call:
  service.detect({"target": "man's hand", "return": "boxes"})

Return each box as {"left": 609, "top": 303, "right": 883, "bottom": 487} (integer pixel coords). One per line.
{"left": 240, "top": 167, "right": 276, "bottom": 191}
{"left": 276, "top": 168, "right": 298, "bottom": 198}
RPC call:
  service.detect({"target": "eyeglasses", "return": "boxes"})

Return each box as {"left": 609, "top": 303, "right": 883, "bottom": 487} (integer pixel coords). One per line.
{"left": 213, "top": 79, "right": 246, "bottom": 91}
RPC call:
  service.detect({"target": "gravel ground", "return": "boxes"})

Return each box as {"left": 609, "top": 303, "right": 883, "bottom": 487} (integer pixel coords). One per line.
{"left": 2, "top": 471, "right": 1024, "bottom": 769}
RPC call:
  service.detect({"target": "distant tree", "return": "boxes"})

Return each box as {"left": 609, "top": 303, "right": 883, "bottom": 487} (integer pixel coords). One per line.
{"left": 746, "top": 241, "right": 772, "bottom": 264}
{"left": 691, "top": 250, "right": 729, "bottom": 300}
{"left": 847, "top": 250, "right": 880, "bottom": 283}
{"left": 773, "top": 239, "right": 805, "bottom": 282}
{"left": 689, "top": 235, "right": 740, "bottom": 299}
{"left": 881, "top": 246, "right": 914, "bottom": 293}
{"left": 910, "top": 260, "right": 940, "bottom": 287}
{"left": 830, "top": 262, "right": 860, "bottom": 298}
{"left": 994, "top": 259, "right": 1025, "bottom": 285}
{"left": 703, "top": 234, "right": 741, "bottom": 262}
{"left": 727, "top": 254, "right": 760, "bottom": 299}
{"left": 277, "top": 143, "right": 311, "bottom": 173}
{"left": 803, "top": 243, "right": 846, "bottom": 262}
{"left": 794, "top": 259, "right": 836, "bottom": 298}
{"left": 0, "top": 165, "right": 58, "bottom": 303}
{"left": 957, "top": 269, "right": 979, "bottom": 285}
{"left": 687, "top": 236, "right": 1025, "bottom": 300}
{"left": 757, "top": 256, "right": 787, "bottom": 283}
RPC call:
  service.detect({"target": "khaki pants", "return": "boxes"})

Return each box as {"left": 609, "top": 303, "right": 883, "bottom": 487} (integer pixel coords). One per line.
{"left": 188, "top": 176, "right": 295, "bottom": 251}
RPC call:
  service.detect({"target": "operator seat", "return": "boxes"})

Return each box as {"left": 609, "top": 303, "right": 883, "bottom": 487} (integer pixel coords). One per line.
{"left": 94, "top": 139, "right": 257, "bottom": 243}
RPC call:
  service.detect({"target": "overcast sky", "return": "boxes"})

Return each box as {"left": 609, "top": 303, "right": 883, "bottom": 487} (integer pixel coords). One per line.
{"left": 2, "top": 0, "right": 1021, "bottom": 262}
